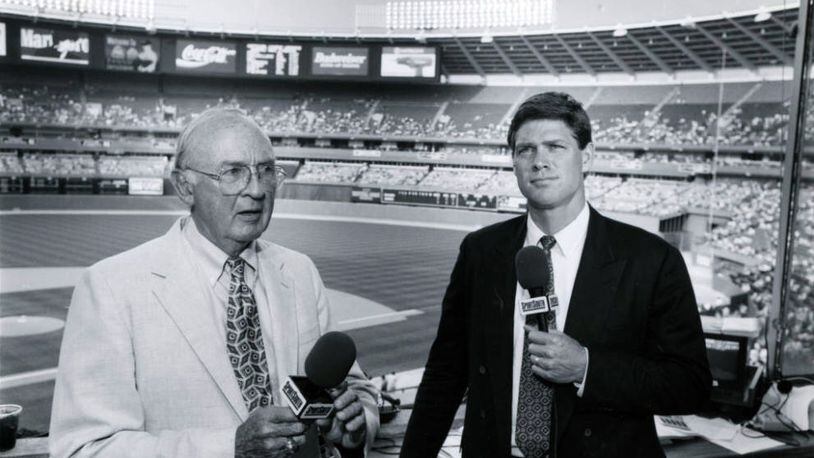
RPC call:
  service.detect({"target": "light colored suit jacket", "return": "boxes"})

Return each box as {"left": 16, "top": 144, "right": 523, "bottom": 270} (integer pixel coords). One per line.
{"left": 50, "top": 217, "right": 379, "bottom": 457}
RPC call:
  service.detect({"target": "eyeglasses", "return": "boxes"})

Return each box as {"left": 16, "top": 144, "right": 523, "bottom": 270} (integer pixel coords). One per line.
{"left": 180, "top": 163, "right": 287, "bottom": 195}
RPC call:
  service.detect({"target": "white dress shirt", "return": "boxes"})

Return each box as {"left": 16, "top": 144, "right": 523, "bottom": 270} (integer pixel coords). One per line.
{"left": 180, "top": 216, "right": 279, "bottom": 398}
{"left": 510, "top": 203, "right": 591, "bottom": 455}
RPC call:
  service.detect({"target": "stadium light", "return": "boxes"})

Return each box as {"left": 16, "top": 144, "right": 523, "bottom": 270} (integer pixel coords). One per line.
{"left": 481, "top": 32, "right": 493, "bottom": 43}
{"left": 754, "top": 7, "right": 772, "bottom": 23}
{"left": 386, "top": 0, "right": 555, "bottom": 30}
{"left": 612, "top": 24, "right": 627, "bottom": 37}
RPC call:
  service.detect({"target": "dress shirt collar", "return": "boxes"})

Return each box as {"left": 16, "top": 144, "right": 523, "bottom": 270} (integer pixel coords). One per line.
{"left": 181, "top": 216, "right": 258, "bottom": 288}
{"left": 525, "top": 203, "right": 590, "bottom": 258}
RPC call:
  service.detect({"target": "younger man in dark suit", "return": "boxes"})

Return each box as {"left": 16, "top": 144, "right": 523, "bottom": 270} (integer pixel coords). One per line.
{"left": 401, "top": 92, "right": 710, "bottom": 458}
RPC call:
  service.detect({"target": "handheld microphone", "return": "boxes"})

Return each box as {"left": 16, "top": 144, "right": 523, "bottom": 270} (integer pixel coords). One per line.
{"left": 515, "top": 245, "right": 559, "bottom": 331}
{"left": 281, "top": 331, "right": 357, "bottom": 420}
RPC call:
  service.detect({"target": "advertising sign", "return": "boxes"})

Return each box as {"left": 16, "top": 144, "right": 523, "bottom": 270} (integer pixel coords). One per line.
{"left": 351, "top": 186, "right": 382, "bottom": 203}
{"left": 174, "top": 39, "right": 236, "bottom": 74}
{"left": 380, "top": 46, "right": 437, "bottom": 78}
{"left": 128, "top": 177, "right": 164, "bottom": 195}
{"left": 105, "top": 35, "right": 159, "bottom": 72}
{"left": 246, "top": 43, "right": 301, "bottom": 77}
{"left": 497, "top": 195, "right": 527, "bottom": 213}
{"left": 311, "top": 46, "right": 368, "bottom": 76}
{"left": 20, "top": 27, "right": 90, "bottom": 65}
{"left": 0, "top": 22, "right": 6, "bottom": 57}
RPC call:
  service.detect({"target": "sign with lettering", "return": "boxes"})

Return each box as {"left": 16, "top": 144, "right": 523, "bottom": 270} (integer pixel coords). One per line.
{"left": 380, "top": 46, "right": 437, "bottom": 78}
{"left": 174, "top": 39, "right": 236, "bottom": 74}
{"left": 311, "top": 46, "right": 368, "bottom": 76}
{"left": 246, "top": 43, "right": 301, "bottom": 77}
{"left": 20, "top": 27, "right": 90, "bottom": 65}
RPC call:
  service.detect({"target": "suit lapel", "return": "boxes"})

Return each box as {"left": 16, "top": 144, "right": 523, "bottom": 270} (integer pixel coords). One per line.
{"left": 486, "top": 215, "right": 527, "bottom": 365}
{"left": 563, "top": 207, "right": 626, "bottom": 343}
{"left": 150, "top": 220, "right": 249, "bottom": 421}
{"left": 483, "top": 216, "right": 526, "bottom": 444}
{"left": 256, "top": 245, "right": 300, "bottom": 402}
{"left": 557, "top": 207, "right": 626, "bottom": 439}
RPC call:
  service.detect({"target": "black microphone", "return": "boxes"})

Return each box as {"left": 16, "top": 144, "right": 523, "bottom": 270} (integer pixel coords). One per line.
{"left": 282, "top": 331, "right": 357, "bottom": 420}
{"left": 515, "top": 245, "right": 558, "bottom": 332}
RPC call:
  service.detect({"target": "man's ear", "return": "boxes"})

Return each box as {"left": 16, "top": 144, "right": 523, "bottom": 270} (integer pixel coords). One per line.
{"left": 582, "top": 142, "right": 595, "bottom": 172}
{"left": 171, "top": 170, "right": 195, "bottom": 206}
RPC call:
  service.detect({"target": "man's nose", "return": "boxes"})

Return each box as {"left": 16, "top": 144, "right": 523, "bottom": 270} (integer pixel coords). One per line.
{"left": 243, "top": 168, "right": 266, "bottom": 197}
{"left": 532, "top": 154, "right": 552, "bottom": 170}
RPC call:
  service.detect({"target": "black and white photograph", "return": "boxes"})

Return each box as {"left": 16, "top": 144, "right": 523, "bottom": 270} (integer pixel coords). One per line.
{"left": 0, "top": 0, "right": 813, "bottom": 457}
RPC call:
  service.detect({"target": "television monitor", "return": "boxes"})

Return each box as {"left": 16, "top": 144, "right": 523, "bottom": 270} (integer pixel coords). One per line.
{"left": 705, "top": 333, "right": 748, "bottom": 389}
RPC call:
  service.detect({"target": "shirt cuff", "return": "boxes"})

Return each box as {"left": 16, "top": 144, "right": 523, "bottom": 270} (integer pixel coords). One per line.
{"left": 573, "top": 347, "right": 589, "bottom": 397}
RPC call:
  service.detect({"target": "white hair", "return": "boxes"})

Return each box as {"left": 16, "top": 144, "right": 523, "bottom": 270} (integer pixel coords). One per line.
{"left": 174, "top": 107, "right": 266, "bottom": 170}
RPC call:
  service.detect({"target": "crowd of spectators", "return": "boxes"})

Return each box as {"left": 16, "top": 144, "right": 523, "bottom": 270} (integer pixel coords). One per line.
{"left": 0, "top": 152, "right": 24, "bottom": 174}
{"left": 355, "top": 164, "right": 429, "bottom": 187}
{"left": 292, "top": 161, "right": 366, "bottom": 184}
{"left": 590, "top": 106, "right": 789, "bottom": 147}
{"left": 19, "top": 152, "right": 96, "bottom": 176}
{"left": 0, "top": 152, "right": 169, "bottom": 177}
{"left": 476, "top": 170, "right": 521, "bottom": 196}
{"left": 3, "top": 82, "right": 800, "bottom": 149}
{"left": 97, "top": 155, "right": 169, "bottom": 177}
{"left": 590, "top": 177, "right": 687, "bottom": 216}
{"left": 416, "top": 166, "right": 496, "bottom": 192}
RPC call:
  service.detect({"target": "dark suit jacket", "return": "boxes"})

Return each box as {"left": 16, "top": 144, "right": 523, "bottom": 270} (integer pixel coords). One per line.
{"left": 401, "top": 207, "right": 711, "bottom": 458}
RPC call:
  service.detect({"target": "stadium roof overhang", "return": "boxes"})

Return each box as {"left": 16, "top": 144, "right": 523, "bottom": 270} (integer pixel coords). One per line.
{"left": 429, "top": 6, "right": 797, "bottom": 82}
{"left": 0, "top": 4, "right": 799, "bottom": 83}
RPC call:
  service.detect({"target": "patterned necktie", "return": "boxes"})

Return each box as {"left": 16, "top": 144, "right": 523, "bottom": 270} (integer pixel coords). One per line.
{"left": 225, "top": 257, "right": 273, "bottom": 412}
{"left": 516, "top": 235, "right": 557, "bottom": 457}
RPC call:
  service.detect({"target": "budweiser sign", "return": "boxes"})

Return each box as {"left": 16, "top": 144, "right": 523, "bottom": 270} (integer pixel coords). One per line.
{"left": 310, "top": 46, "right": 368, "bottom": 76}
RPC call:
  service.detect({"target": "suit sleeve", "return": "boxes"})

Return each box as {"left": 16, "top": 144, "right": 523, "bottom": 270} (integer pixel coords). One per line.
{"left": 581, "top": 245, "right": 711, "bottom": 415}
{"left": 400, "top": 236, "right": 471, "bottom": 457}
{"left": 308, "top": 257, "right": 380, "bottom": 455}
{"left": 49, "top": 268, "right": 236, "bottom": 458}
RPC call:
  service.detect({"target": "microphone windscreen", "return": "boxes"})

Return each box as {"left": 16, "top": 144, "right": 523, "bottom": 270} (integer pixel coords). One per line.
{"left": 304, "top": 331, "right": 357, "bottom": 389}
{"left": 515, "top": 245, "right": 550, "bottom": 292}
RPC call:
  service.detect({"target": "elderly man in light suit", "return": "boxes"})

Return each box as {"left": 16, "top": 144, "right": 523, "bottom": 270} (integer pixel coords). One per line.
{"left": 50, "top": 108, "right": 379, "bottom": 457}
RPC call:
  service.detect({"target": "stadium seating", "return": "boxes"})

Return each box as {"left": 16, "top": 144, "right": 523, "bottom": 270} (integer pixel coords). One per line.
{"left": 22, "top": 152, "right": 96, "bottom": 176}
{"left": 1, "top": 70, "right": 796, "bottom": 148}
{"left": 356, "top": 164, "right": 429, "bottom": 186}
{"left": 292, "top": 161, "right": 367, "bottom": 183}
{"left": 97, "top": 155, "right": 169, "bottom": 177}
{"left": 416, "top": 166, "right": 496, "bottom": 191}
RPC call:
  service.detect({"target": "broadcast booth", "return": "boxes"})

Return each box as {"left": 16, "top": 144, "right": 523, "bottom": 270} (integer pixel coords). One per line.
{"left": 2, "top": 0, "right": 814, "bottom": 457}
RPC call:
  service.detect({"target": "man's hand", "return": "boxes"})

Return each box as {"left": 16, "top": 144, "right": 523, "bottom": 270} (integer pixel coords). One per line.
{"left": 315, "top": 385, "right": 367, "bottom": 449}
{"left": 235, "top": 406, "right": 307, "bottom": 458}
{"left": 524, "top": 325, "right": 588, "bottom": 384}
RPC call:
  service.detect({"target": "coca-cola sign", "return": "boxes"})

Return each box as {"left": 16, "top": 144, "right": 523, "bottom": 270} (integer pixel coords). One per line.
{"left": 20, "top": 27, "right": 90, "bottom": 65}
{"left": 174, "top": 39, "right": 236, "bottom": 74}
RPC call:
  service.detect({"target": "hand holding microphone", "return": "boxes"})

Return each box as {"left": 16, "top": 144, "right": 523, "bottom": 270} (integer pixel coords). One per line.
{"left": 235, "top": 407, "right": 307, "bottom": 458}
{"left": 523, "top": 324, "right": 588, "bottom": 384}
{"left": 515, "top": 246, "right": 587, "bottom": 385}
{"left": 316, "top": 386, "right": 367, "bottom": 449}
{"left": 281, "top": 331, "right": 367, "bottom": 449}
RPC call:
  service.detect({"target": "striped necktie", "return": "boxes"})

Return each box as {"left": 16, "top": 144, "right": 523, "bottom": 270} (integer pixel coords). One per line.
{"left": 516, "top": 235, "right": 557, "bottom": 457}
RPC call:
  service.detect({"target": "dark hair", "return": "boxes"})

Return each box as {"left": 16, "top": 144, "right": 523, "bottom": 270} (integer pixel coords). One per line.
{"left": 506, "top": 92, "right": 592, "bottom": 152}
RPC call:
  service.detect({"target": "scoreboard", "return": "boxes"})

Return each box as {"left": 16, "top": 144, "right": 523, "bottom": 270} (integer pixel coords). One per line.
{"left": 0, "top": 17, "right": 440, "bottom": 82}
